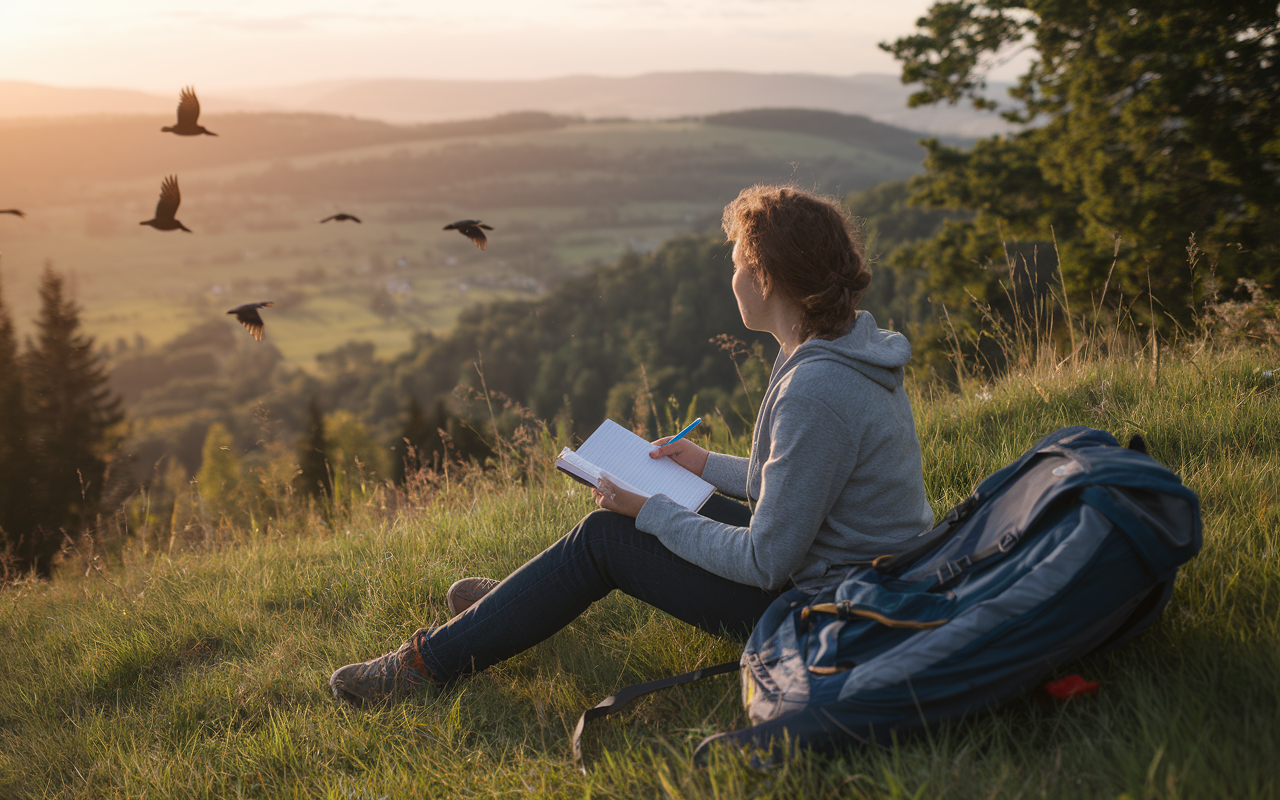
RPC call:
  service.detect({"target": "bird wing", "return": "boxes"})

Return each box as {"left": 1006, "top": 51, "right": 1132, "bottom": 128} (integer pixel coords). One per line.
{"left": 479, "top": 224, "right": 493, "bottom": 230}
{"left": 460, "top": 225, "right": 488, "bottom": 250}
{"left": 0, "top": 209, "right": 24, "bottom": 218}
{"left": 177, "top": 87, "right": 200, "bottom": 127}
{"left": 320, "top": 215, "right": 337, "bottom": 223}
{"left": 347, "top": 214, "right": 362, "bottom": 223}
{"left": 155, "top": 175, "right": 181, "bottom": 221}
{"left": 235, "top": 307, "right": 266, "bottom": 342}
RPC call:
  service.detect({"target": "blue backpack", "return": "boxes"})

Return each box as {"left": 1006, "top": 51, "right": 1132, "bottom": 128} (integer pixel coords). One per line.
{"left": 573, "top": 426, "right": 1202, "bottom": 767}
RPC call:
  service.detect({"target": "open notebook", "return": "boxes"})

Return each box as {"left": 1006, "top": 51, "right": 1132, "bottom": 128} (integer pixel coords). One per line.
{"left": 557, "top": 419, "right": 716, "bottom": 512}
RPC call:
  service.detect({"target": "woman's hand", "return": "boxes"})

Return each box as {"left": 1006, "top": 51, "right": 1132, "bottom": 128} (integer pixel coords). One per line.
{"left": 649, "top": 436, "right": 710, "bottom": 477}
{"left": 593, "top": 473, "right": 646, "bottom": 518}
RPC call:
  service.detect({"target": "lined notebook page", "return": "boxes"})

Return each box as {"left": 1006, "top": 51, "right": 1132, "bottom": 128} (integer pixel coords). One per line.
{"left": 572, "top": 419, "right": 714, "bottom": 511}
{"left": 556, "top": 449, "right": 646, "bottom": 497}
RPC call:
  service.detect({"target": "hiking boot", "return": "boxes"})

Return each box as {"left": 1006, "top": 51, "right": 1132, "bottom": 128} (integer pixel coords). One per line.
{"left": 329, "top": 638, "right": 436, "bottom": 706}
{"left": 447, "top": 577, "right": 500, "bottom": 616}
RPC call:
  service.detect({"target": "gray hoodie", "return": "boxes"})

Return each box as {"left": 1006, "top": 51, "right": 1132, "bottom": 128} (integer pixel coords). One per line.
{"left": 634, "top": 310, "right": 934, "bottom": 592}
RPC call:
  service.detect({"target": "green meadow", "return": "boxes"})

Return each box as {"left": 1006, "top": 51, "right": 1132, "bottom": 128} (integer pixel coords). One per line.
{"left": 2, "top": 341, "right": 1277, "bottom": 798}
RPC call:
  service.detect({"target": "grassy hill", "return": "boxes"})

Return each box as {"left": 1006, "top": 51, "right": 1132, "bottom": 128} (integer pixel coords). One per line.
{"left": 1, "top": 343, "right": 1276, "bottom": 798}
{"left": 0, "top": 109, "right": 925, "bottom": 365}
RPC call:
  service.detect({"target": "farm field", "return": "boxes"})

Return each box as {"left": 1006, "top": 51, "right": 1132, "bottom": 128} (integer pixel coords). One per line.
{"left": 0, "top": 111, "right": 924, "bottom": 366}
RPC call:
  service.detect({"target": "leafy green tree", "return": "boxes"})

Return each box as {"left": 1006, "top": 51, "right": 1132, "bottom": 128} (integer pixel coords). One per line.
{"left": 0, "top": 271, "right": 34, "bottom": 570}
{"left": 294, "top": 397, "right": 332, "bottom": 500}
{"left": 196, "top": 423, "right": 243, "bottom": 521}
{"left": 22, "top": 266, "right": 124, "bottom": 576}
{"left": 847, "top": 180, "right": 963, "bottom": 259}
{"left": 844, "top": 179, "right": 965, "bottom": 330}
{"left": 391, "top": 396, "right": 447, "bottom": 483}
{"left": 883, "top": 0, "right": 1280, "bottom": 328}
{"left": 324, "top": 409, "right": 389, "bottom": 501}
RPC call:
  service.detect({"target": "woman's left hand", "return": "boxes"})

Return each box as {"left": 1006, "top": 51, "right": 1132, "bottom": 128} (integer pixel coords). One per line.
{"left": 592, "top": 474, "right": 646, "bottom": 518}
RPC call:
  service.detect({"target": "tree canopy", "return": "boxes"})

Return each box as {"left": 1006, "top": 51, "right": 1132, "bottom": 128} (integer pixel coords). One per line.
{"left": 883, "top": 0, "right": 1280, "bottom": 328}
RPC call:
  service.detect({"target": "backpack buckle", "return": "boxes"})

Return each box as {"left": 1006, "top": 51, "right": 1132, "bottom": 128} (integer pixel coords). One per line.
{"left": 943, "top": 496, "right": 978, "bottom": 526}
{"left": 997, "top": 531, "right": 1020, "bottom": 552}
{"left": 935, "top": 555, "right": 971, "bottom": 584}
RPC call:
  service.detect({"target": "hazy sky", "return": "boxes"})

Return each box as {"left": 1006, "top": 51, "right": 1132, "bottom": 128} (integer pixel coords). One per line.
{"left": 0, "top": 0, "right": 1026, "bottom": 91}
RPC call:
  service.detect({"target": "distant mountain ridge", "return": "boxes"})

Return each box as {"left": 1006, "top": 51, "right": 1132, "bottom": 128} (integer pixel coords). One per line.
{"left": 0, "top": 81, "right": 269, "bottom": 120}
{"left": 0, "top": 72, "right": 1017, "bottom": 137}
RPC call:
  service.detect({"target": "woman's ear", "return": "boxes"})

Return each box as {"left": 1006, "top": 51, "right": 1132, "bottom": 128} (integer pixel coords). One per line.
{"left": 755, "top": 270, "right": 771, "bottom": 299}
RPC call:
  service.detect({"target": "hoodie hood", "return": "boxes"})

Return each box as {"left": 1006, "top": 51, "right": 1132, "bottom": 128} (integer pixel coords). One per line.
{"left": 773, "top": 310, "right": 911, "bottom": 391}
{"left": 636, "top": 307, "right": 934, "bottom": 593}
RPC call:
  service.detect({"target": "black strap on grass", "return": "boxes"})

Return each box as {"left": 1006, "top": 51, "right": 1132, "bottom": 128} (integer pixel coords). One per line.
{"left": 572, "top": 660, "right": 740, "bottom": 773}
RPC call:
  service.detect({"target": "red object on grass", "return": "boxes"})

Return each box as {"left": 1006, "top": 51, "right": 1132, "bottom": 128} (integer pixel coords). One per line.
{"left": 1045, "top": 674, "right": 1100, "bottom": 700}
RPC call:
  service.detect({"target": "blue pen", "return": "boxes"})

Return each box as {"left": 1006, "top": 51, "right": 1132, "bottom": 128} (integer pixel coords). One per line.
{"left": 666, "top": 417, "right": 702, "bottom": 445}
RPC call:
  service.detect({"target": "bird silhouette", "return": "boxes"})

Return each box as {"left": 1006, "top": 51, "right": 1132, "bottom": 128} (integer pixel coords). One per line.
{"left": 161, "top": 87, "right": 217, "bottom": 136}
{"left": 320, "top": 213, "right": 361, "bottom": 224}
{"left": 139, "top": 176, "right": 191, "bottom": 232}
{"left": 227, "top": 302, "right": 274, "bottom": 342}
{"left": 444, "top": 220, "right": 493, "bottom": 250}
{"left": 1, "top": 209, "right": 25, "bottom": 218}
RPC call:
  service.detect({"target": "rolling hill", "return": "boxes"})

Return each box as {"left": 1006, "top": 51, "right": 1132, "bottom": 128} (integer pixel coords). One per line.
{"left": 0, "top": 107, "right": 931, "bottom": 366}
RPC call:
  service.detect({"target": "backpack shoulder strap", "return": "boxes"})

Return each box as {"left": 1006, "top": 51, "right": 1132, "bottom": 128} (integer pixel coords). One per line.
{"left": 572, "top": 661, "right": 740, "bottom": 773}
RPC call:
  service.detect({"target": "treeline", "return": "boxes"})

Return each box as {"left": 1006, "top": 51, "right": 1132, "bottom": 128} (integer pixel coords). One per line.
{"left": 0, "top": 268, "right": 123, "bottom": 577}
{"left": 108, "top": 178, "right": 954, "bottom": 497}
{"left": 111, "top": 234, "right": 789, "bottom": 482}
{"left": 23, "top": 0, "right": 1280, "bottom": 569}
{"left": 97, "top": 234, "right": 797, "bottom": 559}
{"left": 0, "top": 166, "right": 1013, "bottom": 577}
{"left": 705, "top": 108, "right": 941, "bottom": 161}
{"left": 225, "top": 139, "right": 890, "bottom": 209}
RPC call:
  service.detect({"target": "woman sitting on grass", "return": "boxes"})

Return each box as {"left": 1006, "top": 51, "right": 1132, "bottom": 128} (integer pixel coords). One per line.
{"left": 329, "top": 184, "right": 936, "bottom": 704}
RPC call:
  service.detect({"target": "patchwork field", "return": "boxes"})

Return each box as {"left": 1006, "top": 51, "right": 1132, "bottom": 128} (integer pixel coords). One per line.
{"left": 0, "top": 110, "right": 925, "bottom": 366}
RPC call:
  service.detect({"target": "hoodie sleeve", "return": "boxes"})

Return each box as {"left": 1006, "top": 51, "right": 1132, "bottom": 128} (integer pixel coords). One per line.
{"left": 634, "top": 392, "right": 855, "bottom": 590}
{"left": 700, "top": 453, "right": 752, "bottom": 500}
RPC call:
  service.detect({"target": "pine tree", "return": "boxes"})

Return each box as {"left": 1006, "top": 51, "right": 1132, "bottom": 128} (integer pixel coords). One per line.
{"left": 446, "top": 411, "right": 495, "bottom": 467}
{"left": 0, "top": 269, "right": 34, "bottom": 571}
{"left": 391, "top": 396, "right": 447, "bottom": 483}
{"left": 294, "top": 397, "right": 332, "bottom": 500}
{"left": 23, "top": 266, "right": 124, "bottom": 576}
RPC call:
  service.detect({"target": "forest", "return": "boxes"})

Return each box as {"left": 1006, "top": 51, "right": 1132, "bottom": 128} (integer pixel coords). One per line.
{"left": 0, "top": 173, "right": 959, "bottom": 575}
{"left": 3, "top": 0, "right": 1278, "bottom": 581}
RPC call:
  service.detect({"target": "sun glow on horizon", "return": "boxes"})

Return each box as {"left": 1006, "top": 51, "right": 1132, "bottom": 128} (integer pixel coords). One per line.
{"left": 0, "top": 0, "right": 1030, "bottom": 93}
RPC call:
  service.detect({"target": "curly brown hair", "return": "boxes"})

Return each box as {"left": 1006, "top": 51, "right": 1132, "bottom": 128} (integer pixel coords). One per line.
{"left": 722, "top": 184, "right": 870, "bottom": 342}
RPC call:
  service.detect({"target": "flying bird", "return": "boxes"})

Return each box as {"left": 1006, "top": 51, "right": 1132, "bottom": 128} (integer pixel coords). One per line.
{"left": 0, "top": 209, "right": 25, "bottom": 218}
{"left": 161, "top": 87, "right": 217, "bottom": 136}
{"left": 139, "top": 175, "right": 191, "bottom": 232}
{"left": 320, "top": 213, "right": 361, "bottom": 224}
{"left": 227, "top": 302, "right": 274, "bottom": 342}
{"left": 444, "top": 220, "right": 493, "bottom": 251}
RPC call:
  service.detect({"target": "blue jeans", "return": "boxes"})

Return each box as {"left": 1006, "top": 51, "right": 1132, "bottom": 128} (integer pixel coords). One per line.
{"left": 414, "top": 494, "right": 786, "bottom": 682}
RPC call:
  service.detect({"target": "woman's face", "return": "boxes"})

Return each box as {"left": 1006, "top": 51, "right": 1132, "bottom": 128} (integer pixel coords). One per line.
{"left": 731, "top": 240, "right": 768, "bottom": 331}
